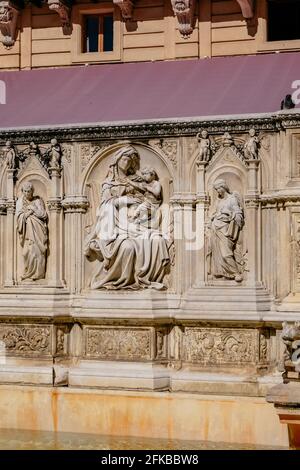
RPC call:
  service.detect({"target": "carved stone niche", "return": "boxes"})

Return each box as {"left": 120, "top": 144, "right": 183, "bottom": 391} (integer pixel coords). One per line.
{"left": 83, "top": 143, "right": 174, "bottom": 291}
{"left": 47, "top": 0, "right": 72, "bottom": 35}
{"left": 171, "top": 0, "right": 195, "bottom": 39}
{"left": 113, "top": 0, "right": 135, "bottom": 21}
{"left": 0, "top": 1, "right": 20, "bottom": 48}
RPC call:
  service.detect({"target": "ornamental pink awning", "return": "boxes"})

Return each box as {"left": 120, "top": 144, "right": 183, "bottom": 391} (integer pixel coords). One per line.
{"left": 0, "top": 52, "right": 299, "bottom": 129}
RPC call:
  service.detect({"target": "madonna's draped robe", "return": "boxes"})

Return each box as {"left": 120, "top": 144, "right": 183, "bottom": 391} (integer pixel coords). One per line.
{"left": 85, "top": 177, "right": 170, "bottom": 290}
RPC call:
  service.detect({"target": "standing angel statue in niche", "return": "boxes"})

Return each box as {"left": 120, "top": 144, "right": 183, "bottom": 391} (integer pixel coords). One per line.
{"left": 207, "top": 179, "right": 245, "bottom": 282}
{"left": 85, "top": 145, "right": 171, "bottom": 290}
{"left": 16, "top": 182, "right": 48, "bottom": 281}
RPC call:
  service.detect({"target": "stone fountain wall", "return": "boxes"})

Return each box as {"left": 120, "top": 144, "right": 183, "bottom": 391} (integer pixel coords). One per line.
{"left": 0, "top": 112, "right": 299, "bottom": 396}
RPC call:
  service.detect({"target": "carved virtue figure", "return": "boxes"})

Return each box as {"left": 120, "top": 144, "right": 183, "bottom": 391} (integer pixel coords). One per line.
{"left": 16, "top": 182, "right": 48, "bottom": 281}
{"left": 85, "top": 145, "right": 170, "bottom": 290}
{"left": 4, "top": 140, "right": 16, "bottom": 169}
{"left": 197, "top": 130, "right": 211, "bottom": 162}
{"left": 207, "top": 179, "right": 244, "bottom": 282}
{"left": 244, "top": 129, "right": 259, "bottom": 160}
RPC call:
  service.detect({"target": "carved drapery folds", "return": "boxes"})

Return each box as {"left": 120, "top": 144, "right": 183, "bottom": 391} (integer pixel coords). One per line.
{"left": 48, "top": 0, "right": 72, "bottom": 35}
{"left": 0, "top": 0, "right": 20, "bottom": 48}
{"left": 207, "top": 180, "right": 245, "bottom": 282}
{"left": 16, "top": 181, "right": 48, "bottom": 282}
{"left": 84, "top": 144, "right": 172, "bottom": 290}
{"left": 113, "top": 0, "right": 135, "bottom": 21}
{"left": 171, "top": 0, "right": 195, "bottom": 39}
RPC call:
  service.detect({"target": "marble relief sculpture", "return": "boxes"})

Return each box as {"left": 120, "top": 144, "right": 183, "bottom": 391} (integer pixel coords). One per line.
{"left": 244, "top": 128, "right": 259, "bottom": 160}
{"left": 16, "top": 182, "right": 48, "bottom": 281}
{"left": 4, "top": 140, "right": 16, "bottom": 169}
{"left": 197, "top": 130, "right": 211, "bottom": 162}
{"left": 85, "top": 145, "right": 171, "bottom": 290}
{"left": 45, "top": 138, "right": 62, "bottom": 170}
{"left": 207, "top": 179, "right": 244, "bottom": 282}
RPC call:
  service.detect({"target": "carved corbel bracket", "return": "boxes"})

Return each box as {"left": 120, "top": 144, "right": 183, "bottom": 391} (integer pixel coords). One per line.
{"left": 0, "top": 1, "right": 20, "bottom": 48}
{"left": 113, "top": 0, "right": 135, "bottom": 21}
{"left": 236, "top": 0, "right": 254, "bottom": 19}
{"left": 171, "top": 0, "right": 195, "bottom": 39}
{"left": 48, "top": 0, "right": 72, "bottom": 35}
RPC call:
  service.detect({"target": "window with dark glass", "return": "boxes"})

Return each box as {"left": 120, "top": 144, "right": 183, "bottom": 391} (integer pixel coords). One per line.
{"left": 83, "top": 14, "right": 113, "bottom": 53}
{"left": 268, "top": 0, "right": 300, "bottom": 41}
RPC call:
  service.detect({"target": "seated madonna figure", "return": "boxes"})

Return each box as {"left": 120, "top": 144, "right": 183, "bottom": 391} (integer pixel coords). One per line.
{"left": 85, "top": 145, "right": 171, "bottom": 290}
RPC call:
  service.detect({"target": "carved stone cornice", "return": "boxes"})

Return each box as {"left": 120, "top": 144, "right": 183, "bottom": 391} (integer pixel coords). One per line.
{"left": 0, "top": 117, "right": 281, "bottom": 145}
{"left": 62, "top": 196, "right": 89, "bottom": 213}
{"left": 171, "top": 0, "right": 195, "bottom": 39}
{"left": 48, "top": 0, "right": 71, "bottom": 35}
{"left": 0, "top": 1, "right": 20, "bottom": 48}
{"left": 113, "top": 0, "right": 134, "bottom": 21}
{"left": 47, "top": 198, "right": 62, "bottom": 212}
{"left": 236, "top": 0, "right": 254, "bottom": 19}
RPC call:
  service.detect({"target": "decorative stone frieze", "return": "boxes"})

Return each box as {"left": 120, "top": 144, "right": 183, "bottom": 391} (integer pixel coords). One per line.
{"left": 84, "top": 327, "right": 152, "bottom": 361}
{"left": 183, "top": 328, "right": 257, "bottom": 364}
{"left": 2, "top": 114, "right": 298, "bottom": 144}
{"left": 0, "top": 1, "right": 20, "bottom": 48}
{"left": 0, "top": 325, "right": 51, "bottom": 355}
{"left": 148, "top": 138, "right": 178, "bottom": 167}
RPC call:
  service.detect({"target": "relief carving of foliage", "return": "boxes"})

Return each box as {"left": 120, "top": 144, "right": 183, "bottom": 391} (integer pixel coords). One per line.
{"left": 148, "top": 139, "right": 178, "bottom": 167}
{"left": 183, "top": 328, "right": 256, "bottom": 364}
{"left": 0, "top": 326, "right": 51, "bottom": 355}
{"left": 86, "top": 328, "right": 151, "bottom": 360}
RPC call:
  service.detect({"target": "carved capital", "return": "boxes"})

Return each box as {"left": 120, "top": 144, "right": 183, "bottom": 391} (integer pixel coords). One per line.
{"left": 48, "top": 0, "right": 71, "bottom": 35}
{"left": 6, "top": 198, "right": 15, "bottom": 214}
{"left": 244, "top": 197, "right": 260, "bottom": 209}
{"left": 113, "top": 0, "right": 134, "bottom": 21}
{"left": 47, "top": 198, "right": 62, "bottom": 212}
{"left": 236, "top": 0, "right": 254, "bottom": 19}
{"left": 0, "top": 197, "right": 7, "bottom": 215}
{"left": 0, "top": 1, "right": 20, "bottom": 48}
{"left": 171, "top": 0, "right": 195, "bottom": 38}
{"left": 62, "top": 196, "right": 89, "bottom": 213}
